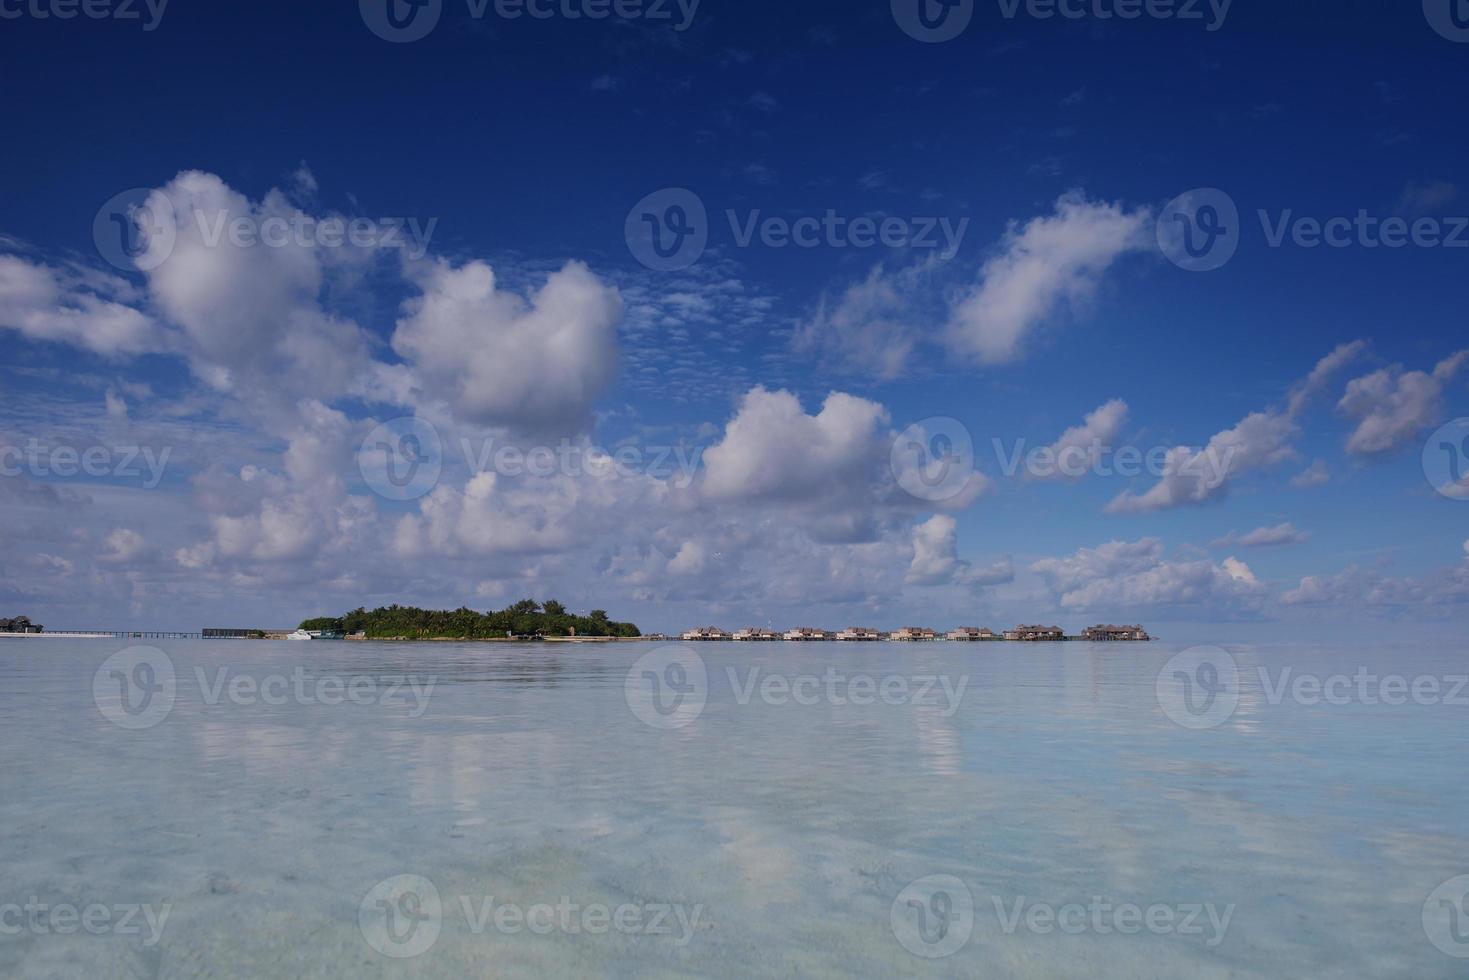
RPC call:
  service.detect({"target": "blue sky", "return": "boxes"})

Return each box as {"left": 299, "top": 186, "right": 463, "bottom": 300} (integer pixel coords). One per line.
{"left": 1, "top": 0, "right": 1466, "bottom": 635}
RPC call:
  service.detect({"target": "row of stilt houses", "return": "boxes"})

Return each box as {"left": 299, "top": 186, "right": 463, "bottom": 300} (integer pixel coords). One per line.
{"left": 679, "top": 624, "right": 1151, "bottom": 642}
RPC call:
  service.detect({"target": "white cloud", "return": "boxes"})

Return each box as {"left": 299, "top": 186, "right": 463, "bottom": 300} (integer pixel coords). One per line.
{"left": 906, "top": 515, "right": 1012, "bottom": 588}
{"left": 1339, "top": 349, "right": 1468, "bottom": 456}
{"left": 1212, "top": 522, "right": 1309, "bottom": 549}
{"left": 792, "top": 265, "right": 917, "bottom": 380}
{"left": 700, "top": 387, "right": 888, "bottom": 503}
{"left": 945, "top": 191, "right": 1151, "bottom": 364}
{"left": 1032, "top": 538, "right": 1265, "bottom": 611}
{"left": 1029, "top": 398, "right": 1129, "bottom": 481}
{"left": 1291, "top": 459, "right": 1330, "bottom": 488}
{"left": 1108, "top": 343, "right": 1363, "bottom": 514}
{"left": 99, "top": 528, "right": 147, "bottom": 564}
{"left": 0, "top": 254, "right": 162, "bottom": 357}
{"left": 1106, "top": 410, "right": 1296, "bottom": 514}
{"left": 133, "top": 171, "right": 383, "bottom": 429}
{"left": 1282, "top": 554, "right": 1469, "bottom": 608}
{"left": 391, "top": 258, "right": 622, "bottom": 435}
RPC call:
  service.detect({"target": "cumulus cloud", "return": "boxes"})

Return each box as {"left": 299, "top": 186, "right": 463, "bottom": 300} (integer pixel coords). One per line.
{"left": 1032, "top": 538, "right": 1265, "bottom": 611}
{"left": 138, "top": 171, "right": 376, "bottom": 416}
{"left": 701, "top": 387, "right": 888, "bottom": 503}
{"left": 391, "top": 258, "right": 622, "bottom": 436}
{"left": 99, "top": 528, "right": 148, "bottom": 564}
{"left": 1027, "top": 398, "right": 1129, "bottom": 481}
{"left": 1107, "top": 342, "right": 1364, "bottom": 514}
{"left": 1283, "top": 550, "right": 1469, "bottom": 608}
{"left": 1339, "top": 349, "right": 1468, "bottom": 456}
{"left": 1212, "top": 522, "right": 1308, "bottom": 549}
{"left": 945, "top": 191, "right": 1151, "bottom": 364}
{"left": 905, "top": 515, "right": 1012, "bottom": 587}
{"left": 0, "top": 254, "right": 162, "bottom": 356}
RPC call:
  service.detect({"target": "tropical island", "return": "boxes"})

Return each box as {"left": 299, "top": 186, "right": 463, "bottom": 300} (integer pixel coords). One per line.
{"left": 299, "top": 600, "right": 641, "bottom": 640}
{"left": 1, "top": 616, "right": 43, "bottom": 634}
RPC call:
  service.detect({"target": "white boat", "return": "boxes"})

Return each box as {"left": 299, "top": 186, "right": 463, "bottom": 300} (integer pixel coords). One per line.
{"left": 286, "top": 629, "right": 313, "bottom": 641}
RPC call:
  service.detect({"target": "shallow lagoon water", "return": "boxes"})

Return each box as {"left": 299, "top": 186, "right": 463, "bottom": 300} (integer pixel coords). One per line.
{"left": 1, "top": 638, "right": 1466, "bottom": 977}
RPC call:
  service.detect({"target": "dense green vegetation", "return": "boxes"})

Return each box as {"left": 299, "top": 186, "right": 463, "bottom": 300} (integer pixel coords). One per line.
{"left": 298, "top": 600, "right": 640, "bottom": 639}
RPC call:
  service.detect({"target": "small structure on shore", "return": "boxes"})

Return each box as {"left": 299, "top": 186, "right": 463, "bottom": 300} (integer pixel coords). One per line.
{"left": 835, "top": 627, "right": 881, "bottom": 641}
{"left": 783, "top": 627, "right": 829, "bottom": 641}
{"left": 946, "top": 627, "right": 995, "bottom": 642}
{"left": 891, "top": 626, "right": 939, "bottom": 641}
{"left": 1004, "top": 624, "right": 1066, "bottom": 642}
{"left": 1081, "top": 624, "right": 1152, "bottom": 642}
{"left": 732, "top": 628, "right": 780, "bottom": 641}
{"left": 1, "top": 616, "right": 43, "bottom": 634}
{"left": 682, "top": 626, "right": 732, "bottom": 642}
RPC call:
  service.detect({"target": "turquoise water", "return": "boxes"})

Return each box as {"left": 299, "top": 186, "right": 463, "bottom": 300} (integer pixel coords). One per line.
{"left": 1, "top": 638, "right": 1466, "bottom": 977}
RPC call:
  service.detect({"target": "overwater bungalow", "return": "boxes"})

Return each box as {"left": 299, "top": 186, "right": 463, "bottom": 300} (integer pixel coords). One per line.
{"left": 1004, "top": 624, "right": 1066, "bottom": 642}
{"left": 891, "top": 626, "right": 939, "bottom": 641}
{"left": 783, "top": 627, "right": 829, "bottom": 641}
{"left": 946, "top": 627, "right": 995, "bottom": 642}
{"left": 732, "top": 628, "right": 781, "bottom": 641}
{"left": 835, "top": 627, "right": 881, "bottom": 641}
{"left": 1081, "top": 624, "right": 1152, "bottom": 642}
{"left": 681, "top": 626, "right": 732, "bottom": 641}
